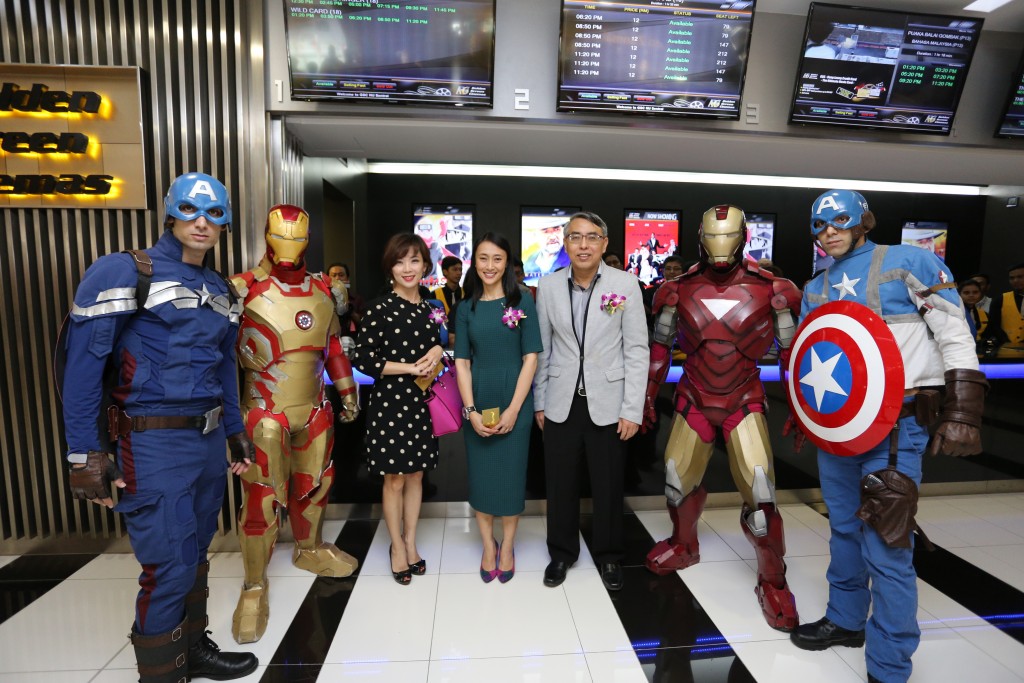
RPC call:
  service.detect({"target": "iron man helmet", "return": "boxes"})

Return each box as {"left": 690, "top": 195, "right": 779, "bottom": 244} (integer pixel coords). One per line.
{"left": 265, "top": 204, "right": 309, "bottom": 266}
{"left": 699, "top": 205, "right": 746, "bottom": 269}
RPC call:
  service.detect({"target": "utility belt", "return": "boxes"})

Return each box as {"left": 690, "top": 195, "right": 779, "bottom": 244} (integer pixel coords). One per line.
{"left": 107, "top": 405, "right": 223, "bottom": 441}
{"left": 856, "top": 388, "right": 941, "bottom": 551}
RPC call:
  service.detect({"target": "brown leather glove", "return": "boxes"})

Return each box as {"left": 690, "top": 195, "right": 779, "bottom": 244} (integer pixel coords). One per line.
{"left": 339, "top": 394, "right": 360, "bottom": 423}
{"left": 927, "top": 368, "right": 988, "bottom": 457}
{"left": 227, "top": 431, "right": 255, "bottom": 465}
{"left": 69, "top": 451, "right": 123, "bottom": 501}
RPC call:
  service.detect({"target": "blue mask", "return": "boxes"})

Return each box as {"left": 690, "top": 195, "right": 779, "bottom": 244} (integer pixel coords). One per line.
{"left": 163, "top": 172, "right": 232, "bottom": 230}
{"left": 810, "top": 190, "right": 868, "bottom": 235}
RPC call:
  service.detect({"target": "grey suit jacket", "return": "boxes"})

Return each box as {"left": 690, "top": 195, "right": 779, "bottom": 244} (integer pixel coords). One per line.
{"left": 533, "top": 263, "right": 649, "bottom": 425}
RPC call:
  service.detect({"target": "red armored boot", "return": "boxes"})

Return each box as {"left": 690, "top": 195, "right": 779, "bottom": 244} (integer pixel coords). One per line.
{"left": 645, "top": 485, "right": 708, "bottom": 575}
{"left": 742, "top": 503, "right": 799, "bottom": 631}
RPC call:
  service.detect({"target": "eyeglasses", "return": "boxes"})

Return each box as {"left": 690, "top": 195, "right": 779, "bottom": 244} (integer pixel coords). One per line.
{"left": 565, "top": 232, "right": 606, "bottom": 244}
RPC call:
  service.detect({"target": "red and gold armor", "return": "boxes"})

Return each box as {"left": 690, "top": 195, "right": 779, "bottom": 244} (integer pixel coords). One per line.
{"left": 230, "top": 204, "right": 360, "bottom": 644}
{"left": 643, "top": 205, "right": 802, "bottom": 631}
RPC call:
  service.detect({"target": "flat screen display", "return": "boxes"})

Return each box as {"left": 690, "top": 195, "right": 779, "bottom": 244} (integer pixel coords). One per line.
{"left": 744, "top": 213, "right": 774, "bottom": 264}
{"left": 901, "top": 221, "right": 948, "bottom": 262}
{"left": 413, "top": 204, "right": 474, "bottom": 288}
{"left": 557, "top": 0, "right": 756, "bottom": 118}
{"left": 996, "top": 55, "right": 1024, "bottom": 138}
{"left": 790, "top": 3, "right": 982, "bottom": 134}
{"left": 624, "top": 209, "right": 681, "bottom": 286}
{"left": 521, "top": 206, "right": 580, "bottom": 286}
{"left": 284, "top": 0, "right": 495, "bottom": 107}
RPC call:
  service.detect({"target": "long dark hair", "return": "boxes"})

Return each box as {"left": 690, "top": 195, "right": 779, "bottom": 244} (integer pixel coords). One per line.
{"left": 463, "top": 232, "right": 521, "bottom": 310}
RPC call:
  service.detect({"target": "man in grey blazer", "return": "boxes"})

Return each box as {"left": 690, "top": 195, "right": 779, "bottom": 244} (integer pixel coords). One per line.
{"left": 533, "top": 211, "right": 649, "bottom": 591}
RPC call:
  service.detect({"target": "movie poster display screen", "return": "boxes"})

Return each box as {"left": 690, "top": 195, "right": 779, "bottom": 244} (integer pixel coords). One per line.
{"left": 557, "top": 0, "right": 756, "bottom": 118}
{"left": 996, "top": 56, "right": 1024, "bottom": 138}
{"left": 284, "top": 0, "right": 495, "bottom": 107}
{"left": 521, "top": 206, "right": 580, "bottom": 286}
{"left": 413, "top": 205, "right": 474, "bottom": 288}
{"left": 790, "top": 3, "right": 981, "bottom": 134}
{"left": 624, "top": 209, "right": 681, "bottom": 286}
{"left": 744, "top": 213, "right": 775, "bottom": 264}
{"left": 901, "top": 221, "right": 948, "bottom": 262}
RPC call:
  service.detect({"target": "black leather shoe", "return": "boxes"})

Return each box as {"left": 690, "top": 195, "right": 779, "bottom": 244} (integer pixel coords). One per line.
{"left": 599, "top": 563, "right": 624, "bottom": 591}
{"left": 188, "top": 632, "right": 259, "bottom": 681}
{"left": 790, "top": 617, "right": 865, "bottom": 651}
{"left": 543, "top": 560, "right": 572, "bottom": 587}
{"left": 867, "top": 675, "right": 882, "bottom": 683}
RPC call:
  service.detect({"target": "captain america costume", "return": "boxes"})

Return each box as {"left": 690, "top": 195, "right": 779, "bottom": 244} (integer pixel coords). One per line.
{"left": 63, "top": 230, "right": 244, "bottom": 634}
{"left": 797, "top": 239, "right": 978, "bottom": 682}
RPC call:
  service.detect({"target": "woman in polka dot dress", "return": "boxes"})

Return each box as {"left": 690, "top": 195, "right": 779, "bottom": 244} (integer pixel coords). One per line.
{"left": 352, "top": 234, "right": 444, "bottom": 585}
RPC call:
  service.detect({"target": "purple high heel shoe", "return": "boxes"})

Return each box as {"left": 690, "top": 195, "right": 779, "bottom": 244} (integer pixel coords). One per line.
{"left": 497, "top": 545, "right": 515, "bottom": 584}
{"left": 480, "top": 539, "right": 499, "bottom": 583}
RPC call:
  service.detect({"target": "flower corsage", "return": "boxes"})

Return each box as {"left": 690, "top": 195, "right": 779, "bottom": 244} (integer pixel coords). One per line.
{"left": 428, "top": 307, "right": 448, "bottom": 327}
{"left": 600, "top": 292, "right": 627, "bottom": 315}
{"left": 502, "top": 306, "right": 526, "bottom": 329}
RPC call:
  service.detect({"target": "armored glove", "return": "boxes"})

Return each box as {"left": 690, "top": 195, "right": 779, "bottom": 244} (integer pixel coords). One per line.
{"left": 782, "top": 414, "right": 808, "bottom": 452}
{"left": 339, "top": 393, "right": 360, "bottom": 423}
{"left": 227, "top": 431, "right": 256, "bottom": 464}
{"left": 69, "top": 451, "right": 123, "bottom": 501}
{"left": 927, "top": 368, "right": 988, "bottom": 457}
{"left": 642, "top": 344, "right": 672, "bottom": 434}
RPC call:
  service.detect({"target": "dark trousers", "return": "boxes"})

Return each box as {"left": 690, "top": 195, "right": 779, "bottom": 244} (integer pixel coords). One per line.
{"left": 544, "top": 394, "right": 625, "bottom": 564}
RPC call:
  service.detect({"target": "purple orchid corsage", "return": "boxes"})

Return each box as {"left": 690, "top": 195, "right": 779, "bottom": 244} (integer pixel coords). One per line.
{"left": 428, "top": 307, "right": 448, "bottom": 327}
{"left": 502, "top": 306, "right": 527, "bottom": 329}
{"left": 601, "top": 292, "right": 627, "bottom": 315}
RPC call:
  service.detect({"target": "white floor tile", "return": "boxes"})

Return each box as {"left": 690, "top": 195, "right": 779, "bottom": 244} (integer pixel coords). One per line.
{"left": 916, "top": 500, "right": 1024, "bottom": 547}
{"left": 318, "top": 661, "right": 428, "bottom": 682}
{"left": 430, "top": 572, "right": 583, "bottom": 660}
{"left": 584, "top": 650, "right": 647, "bottom": 683}
{"left": 427, "top": 654, "right": 592, "bottom": 683}
{"left": 731, "top": 640, "right": 864, "bottom": 683}
{"left": 94, "top": 665, "right": 266, "bottom": 683}
{"left": 676, "top": 559, "right": 789, "bottom": 643}
{"left": 779, "top": 504, "right": 832, "bottom": 541}
{"left": 208, "top": 519, "right": 349, "bottom": 579}
{"left": 0, "top": 577, "right": 136, "bottom": 673}
{"left": 69, "top": 553, "right": 145, "bottom": 580}
{"left": 563, "top": 569, "right": 633, "bottom": 653}
{"left": 439, "top": 515, "right": 593, "bottom": 575}
{"left": 948, "top": 545, "right": 1024, "bottom": 594}
{"left": 325, "top": 574, "right": 438, "bottom": 663}
{"left": 950, "top": 621, "right": 1024, "bottom": 678}
{"left": 0, "top": 673, "right": 98, "bottom": 683}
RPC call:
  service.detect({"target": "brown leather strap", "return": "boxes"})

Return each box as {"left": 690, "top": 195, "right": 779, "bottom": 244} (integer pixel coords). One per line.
{"left": 124, "top": 249, "right": 153, "bottom": 277}
{"left": 107, "top": 407, "right": 221, "bottom": 439}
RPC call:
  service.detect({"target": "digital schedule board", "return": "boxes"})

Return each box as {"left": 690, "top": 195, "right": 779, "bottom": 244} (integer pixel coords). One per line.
{"left": 413, "top": 205, "right": 474, "bottom": 288}
{"left": 624, "top": 209, "right": 680, "bottom": 286}
{"left": 996, "top": 56, "right": 1024, "bottom": 138}
{"left": 790, "top": 3, "right": 982, "bottom": 134}
{"left": 284, "top": 0, "right": 495, "bottom": 107}
{"left": 557, "top": 0, "right": 756, "bottom": 118}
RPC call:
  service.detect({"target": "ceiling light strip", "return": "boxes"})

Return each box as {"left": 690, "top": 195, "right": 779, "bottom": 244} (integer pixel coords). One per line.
{"left": 367, "top": 163, "right": 982, "bottom": 196}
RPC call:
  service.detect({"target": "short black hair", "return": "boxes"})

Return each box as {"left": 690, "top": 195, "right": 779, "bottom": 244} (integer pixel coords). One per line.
{"left": 663, "top": 255, "right": 685, "bottom": 267}
{"left": 441, "top": 256, "right": 462, "bottom": 271}
{"left": 328, "top": 262, "right": 347, "bottom": 275}
{"left": 1009, "top": 263, "right": 1024, "bottom": 273}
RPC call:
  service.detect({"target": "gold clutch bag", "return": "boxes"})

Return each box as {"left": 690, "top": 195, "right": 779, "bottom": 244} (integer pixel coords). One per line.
{"left": 481, "top": 408, "right": 500, "bottom": 428}
{"left": 414, "top": 360, "right": 445, "bottom": 392}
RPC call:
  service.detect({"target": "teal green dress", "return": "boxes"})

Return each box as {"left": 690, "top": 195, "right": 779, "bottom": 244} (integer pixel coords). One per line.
{"left": 455, "top": 293, "right": 543, "bottom": 516}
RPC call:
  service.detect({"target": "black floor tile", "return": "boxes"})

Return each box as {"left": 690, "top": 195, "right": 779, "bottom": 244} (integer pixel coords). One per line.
{"left": 0, "top": 553, "right": 98, "bottom": 624}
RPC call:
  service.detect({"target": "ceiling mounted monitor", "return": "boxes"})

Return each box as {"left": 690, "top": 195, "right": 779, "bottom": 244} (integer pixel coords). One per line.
{"left": 557, "top": 0, "right": 757, "bottom": 118}
{"left": 995, "top": 53, "right": 1024, "bottom": 138}
{"left": 789, "top": 3, "right": 982, "bottom": 135}
{"left": 284, "top": 0, "right": 495, "bottom": 108}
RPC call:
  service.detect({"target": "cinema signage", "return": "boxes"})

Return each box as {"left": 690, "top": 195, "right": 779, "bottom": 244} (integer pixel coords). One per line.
{"left": 0, "top": 64, "right": 146, "bottom": 209}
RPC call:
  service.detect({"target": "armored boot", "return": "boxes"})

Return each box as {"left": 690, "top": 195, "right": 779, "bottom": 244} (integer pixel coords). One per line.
{"left": 288, "top": 466, "right": 358, "bottom": 578}
{"left": 187, "top": 562, "right": 259, "bottom": 680}
{"left": 741, "top": 503, "right": 799, "bottom": 631}
{"left": 130, "top": 618, "right": 188, "bottom": 683}
{"left": 645, "top": 485, "right": 707, "bottom": 575}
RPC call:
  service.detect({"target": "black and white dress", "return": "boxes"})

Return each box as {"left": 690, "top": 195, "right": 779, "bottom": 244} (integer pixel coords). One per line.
{"left": 352, "top": 292, "right": 442, "bottom": 475}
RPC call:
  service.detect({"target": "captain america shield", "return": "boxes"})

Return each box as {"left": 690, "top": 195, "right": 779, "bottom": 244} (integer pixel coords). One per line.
{"left": 786, "top": 300, "right": 904, "bottom": 456}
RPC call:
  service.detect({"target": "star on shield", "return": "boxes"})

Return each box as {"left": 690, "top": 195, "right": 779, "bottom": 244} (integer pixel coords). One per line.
{"left": 832, "top": 272, "right": 860, "bottom": 300}
{"left": 799, "top": 347, "right": 849, "bottom": 410}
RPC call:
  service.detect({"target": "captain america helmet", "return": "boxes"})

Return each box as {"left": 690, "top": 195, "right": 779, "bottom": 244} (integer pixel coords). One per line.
{"left": 163, "top": 172, "right": 232, "bottom": 230}
{"left": 810, "top": 190, "right": 868, "bottom": 236}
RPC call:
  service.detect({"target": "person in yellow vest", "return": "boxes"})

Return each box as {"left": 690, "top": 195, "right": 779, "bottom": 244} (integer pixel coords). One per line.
{"left": 986, "top": 263, "right": 1024, "bottom": 346}
{"left": 432, "top": 255, "right": 465, "bottom": 346}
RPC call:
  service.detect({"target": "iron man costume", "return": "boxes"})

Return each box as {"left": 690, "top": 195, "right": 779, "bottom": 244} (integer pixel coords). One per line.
{"left": 643, "top": 205, "right": 802, "bottom": 631}
{"left": 230, "top": 205, "right": 360, "bottom": 644}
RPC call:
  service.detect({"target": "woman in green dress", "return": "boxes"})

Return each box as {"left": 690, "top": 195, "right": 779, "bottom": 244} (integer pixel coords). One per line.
{"left": 455, "top": 233, "right": 542, "bottom": 584}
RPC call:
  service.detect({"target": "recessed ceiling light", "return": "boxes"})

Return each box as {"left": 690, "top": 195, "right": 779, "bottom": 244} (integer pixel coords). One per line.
{"left": 963, "top": 0, "right": 1015, "bottom": 12}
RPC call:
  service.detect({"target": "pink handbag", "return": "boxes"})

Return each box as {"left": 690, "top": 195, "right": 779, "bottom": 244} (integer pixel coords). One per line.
{"left": 424, "top": 355, "right": 463, "bottom": 437}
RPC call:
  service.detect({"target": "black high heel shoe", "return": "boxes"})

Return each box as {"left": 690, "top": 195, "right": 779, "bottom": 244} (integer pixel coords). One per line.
{"left": 408, "top": 557, "right": 426, "bottom": 576}
{"left": 390, "top": 544, "right": 412, "bottom": 586}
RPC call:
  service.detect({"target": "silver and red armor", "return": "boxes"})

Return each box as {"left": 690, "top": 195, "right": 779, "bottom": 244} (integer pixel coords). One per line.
{"left": 643, "top": 205, "right": 802, "bottom": 631}
{"left": 230, "top": 204, "right": 359, "bottom": 644}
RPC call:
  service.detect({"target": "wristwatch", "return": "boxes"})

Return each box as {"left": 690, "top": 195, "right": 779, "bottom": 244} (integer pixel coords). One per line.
{"left": 462, "top": 405, "right": 478, "bottom": 420}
